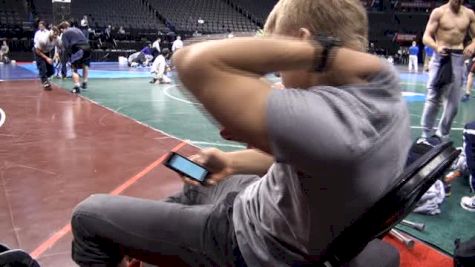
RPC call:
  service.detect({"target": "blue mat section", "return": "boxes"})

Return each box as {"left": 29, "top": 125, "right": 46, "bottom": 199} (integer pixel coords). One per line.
{"left": 18, "top": 63, "right": 151, "bottom": 79}
{"left": 0, "top": 64, "right": 38, "bottom": 80}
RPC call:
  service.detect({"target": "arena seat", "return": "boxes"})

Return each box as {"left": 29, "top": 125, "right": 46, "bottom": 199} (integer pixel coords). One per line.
{"left": 148, "top": 0, "right": 256, "bottom": 33}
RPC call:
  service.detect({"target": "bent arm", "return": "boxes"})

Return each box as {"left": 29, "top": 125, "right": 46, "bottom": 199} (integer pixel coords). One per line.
{"left": 467, "top": 10, "right": 475, "bottom": 48}
{"left": 174, "top": 36, "right": 382, "bottom": 154}
{"left": 423, "top": 8, "right": 441, "bottom": 49}
{"left": 227, "top": 149, "right": 273, "bottom": 176}
{"left": 35, "top": 47, "right": 50, "bottom": 61}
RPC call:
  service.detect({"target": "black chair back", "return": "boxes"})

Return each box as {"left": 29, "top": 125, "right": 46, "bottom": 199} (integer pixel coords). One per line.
{"left": 318, "top": 141, "right": 460, "bottom": 266}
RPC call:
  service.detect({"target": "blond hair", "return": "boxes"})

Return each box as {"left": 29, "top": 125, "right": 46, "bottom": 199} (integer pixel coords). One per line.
{"left": 264, "top": 0, "right": 368, "bottom": 51}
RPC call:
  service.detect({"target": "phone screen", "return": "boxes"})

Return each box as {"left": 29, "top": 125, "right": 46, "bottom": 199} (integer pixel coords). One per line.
{"left": 166, "top": 153, "right": 208, "bottom": 182}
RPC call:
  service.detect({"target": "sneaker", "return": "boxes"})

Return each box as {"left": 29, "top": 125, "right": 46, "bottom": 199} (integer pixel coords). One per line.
{"left": 149, "top": 78, "right": 157, "bottom": 84}
{"left": 427, "top": 135, "right": 442, "bottom": 146}
{"left": 416, "top": 135, "right": 441, "bottom": 146}
{"left": 460, "top": 195, "right": 475, "bottom": 212}
{"left": 71, "top": 86, "right": 81, "bottom": 94}
{"left": 81, "top": 82, "right": 87, "bottom": 90}
{"left": 461, "top": 94, "right": 471, "bottom": 102}
{"left": 43, "top": 81, "right": 52, "bottom": 91}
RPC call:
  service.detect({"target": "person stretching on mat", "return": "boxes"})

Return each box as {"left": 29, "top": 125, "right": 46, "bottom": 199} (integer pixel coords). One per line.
{"left": 69, "top": 0, "right": 411, "bottom": 266}
{"left": 150, "top": 48, "right": 171, "bottom": 84}
{"left": 420, "top": 0, "right": 475, "bottom": 144}
{"left": 58, "top": 21, "right": 91, "bottom": 94}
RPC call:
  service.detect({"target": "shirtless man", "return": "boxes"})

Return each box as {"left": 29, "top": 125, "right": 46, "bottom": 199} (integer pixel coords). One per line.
{"left": 421, "top": 0, "right": 475, "bottom": 143}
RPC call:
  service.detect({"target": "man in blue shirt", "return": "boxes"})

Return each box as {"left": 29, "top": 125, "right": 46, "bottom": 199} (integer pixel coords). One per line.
{"left": 424, "top": 45, "right": 434, "bottom": 72}
{"left": 409, "top": 41, "right": 419, "bottom": 73}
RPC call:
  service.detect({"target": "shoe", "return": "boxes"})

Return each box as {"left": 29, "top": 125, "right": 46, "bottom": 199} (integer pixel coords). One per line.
{"left": 81, "top": 82, "right": 87, "bottom": 90}
{"left": 417, "top": 135, "right": 441, "bottom": 146}
{"left": 460, "top": 195, "right": 475, "bottom": 212}
{"left": 461, "top": 94, "right": 471, "bottom": 102}
{"left": 149, "top": 78, "right": 157, "bottom": 84}
{"left": 71, "top": 86, "right": 81, "bottom": 94}
{"left": 427, "top": 135, "right": 442, "bottom": 146}
{"left": 43, "top": 81, "right": 52, "bottom": 91}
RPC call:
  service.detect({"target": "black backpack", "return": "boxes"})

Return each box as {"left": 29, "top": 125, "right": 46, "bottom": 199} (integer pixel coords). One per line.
{"left": 454, "top": 236, "right": 475, "bottom": 267}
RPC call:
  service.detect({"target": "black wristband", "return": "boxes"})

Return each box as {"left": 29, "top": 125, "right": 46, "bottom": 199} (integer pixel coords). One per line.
{"left": 313, "top": 35, "right": 341, "bottom": 72}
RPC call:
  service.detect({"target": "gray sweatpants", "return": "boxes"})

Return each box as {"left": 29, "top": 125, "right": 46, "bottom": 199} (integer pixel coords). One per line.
{"left": 71, "top": 175, "right": 258, "bottom": 267}
{"left": 421, "top": 52, "right": 464, "bottom": 138}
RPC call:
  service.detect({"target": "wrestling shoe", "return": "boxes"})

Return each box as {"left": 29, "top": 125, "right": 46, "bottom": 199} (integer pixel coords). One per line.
{"left": 460, "top": 195, "right": 475, "bottom": 212}
{"left": 81, "top": 82, "right": 87, "bottom": 90}
{"left": 43, "top": 81, "right": 52, "bottom": 91}
{"left": 149, "top": 78, "right": 157, "bottom": 84}
{"left": 71, "top": 86, "right": 81, "bottom": 94}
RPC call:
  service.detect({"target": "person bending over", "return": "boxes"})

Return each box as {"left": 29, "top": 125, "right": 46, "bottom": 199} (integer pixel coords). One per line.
{"left": 70, "top": 0, "right": 411, "bottom": 266}
{"left": 58, "top": 21, "right": 91, "bottom": 94}
{"left": 34, "top": 27, "right": 60, "bottom": 90}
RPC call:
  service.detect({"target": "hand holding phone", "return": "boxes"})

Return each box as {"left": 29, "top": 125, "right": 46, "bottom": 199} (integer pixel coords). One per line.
{"left": 164, "top": 152, "right": 210, "bottom": 184}
{"left": 164, "top": 148, "right": 233, "bottom": 186}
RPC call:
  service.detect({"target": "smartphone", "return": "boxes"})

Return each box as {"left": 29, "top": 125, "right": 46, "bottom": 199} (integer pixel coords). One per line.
{"left": 164, "top": 152, "right": 209, "bottom": 183}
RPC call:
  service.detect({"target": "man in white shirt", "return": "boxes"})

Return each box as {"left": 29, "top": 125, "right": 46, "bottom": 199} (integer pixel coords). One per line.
{"left": 80, "top": 15, "right": 88, "bottom": 27}
{"left": 172, "top": 36, "right": 183, "bottom": 52}
{"left": 149, "top": 48, "right": 171, "bottom": 84}
{"left": 34, "top": 26, "right": 60, "bottom": 90}
{"left": 33, "top": 21, "right": 48, "bottom": 50}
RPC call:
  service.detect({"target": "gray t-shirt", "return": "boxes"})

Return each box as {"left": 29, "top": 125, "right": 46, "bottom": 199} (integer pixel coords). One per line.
{"left": 232, "top": 62, "right": 411, "bottom": 266}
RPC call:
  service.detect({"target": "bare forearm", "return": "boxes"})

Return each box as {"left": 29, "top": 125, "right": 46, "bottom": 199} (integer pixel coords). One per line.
{"left": 174, "top": 37, "right": 316, "bottom": 79}
{"left": 423, "top": 33, "right": 437, "bottom": 50}
{"left": 175, "top": 37, "right": 380, "bottom": 91}
{"left": 227, "top": 149, "right": 273, "bottom": 176}
{"left": 35, "top": 48, "right": 50, "bottom": 61}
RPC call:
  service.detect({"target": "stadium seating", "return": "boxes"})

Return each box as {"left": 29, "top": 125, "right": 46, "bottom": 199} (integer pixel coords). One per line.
{"left": 147, "top": 0, "right": 256, "bottom": 33}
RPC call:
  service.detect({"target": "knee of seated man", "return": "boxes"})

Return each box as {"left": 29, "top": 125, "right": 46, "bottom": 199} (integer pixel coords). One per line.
{"left": 72, "top": 194, "right": 110, "bottom": 224}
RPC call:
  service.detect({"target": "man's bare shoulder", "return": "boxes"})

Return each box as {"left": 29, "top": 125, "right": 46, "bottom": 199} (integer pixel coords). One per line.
{"left": 461, "top": 5, "right": 475, "bottom": 19}
{"left": 430, "top": 6, "right": 444, "bottom": 18}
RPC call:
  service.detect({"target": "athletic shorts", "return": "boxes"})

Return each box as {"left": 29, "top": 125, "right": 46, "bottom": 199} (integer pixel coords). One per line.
{"left": 70, "top": 44, "right": 91, "bottom": 69}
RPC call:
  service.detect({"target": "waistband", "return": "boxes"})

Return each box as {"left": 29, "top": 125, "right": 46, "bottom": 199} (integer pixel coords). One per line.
{"left": 448, "top": 49, "right": 463, "bottom": 54}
